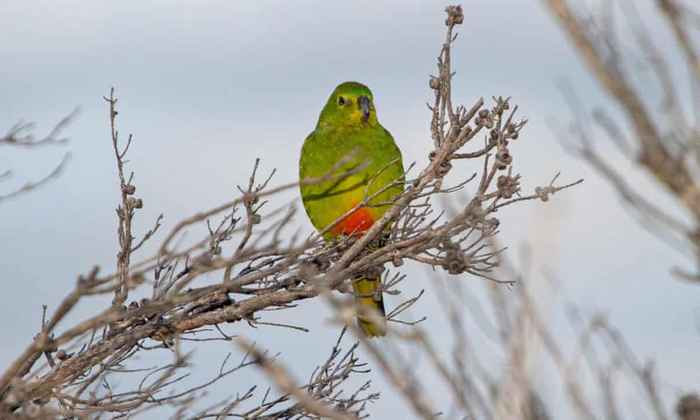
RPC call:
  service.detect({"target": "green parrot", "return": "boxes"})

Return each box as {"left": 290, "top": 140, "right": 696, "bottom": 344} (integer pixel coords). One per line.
{"left": 299, "top": 81, "right": 405, "bottom": 337}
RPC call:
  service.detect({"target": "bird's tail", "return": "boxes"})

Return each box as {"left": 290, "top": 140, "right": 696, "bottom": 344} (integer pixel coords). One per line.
{"left": 352, "top": 277, "right": 386, "bottom": 337}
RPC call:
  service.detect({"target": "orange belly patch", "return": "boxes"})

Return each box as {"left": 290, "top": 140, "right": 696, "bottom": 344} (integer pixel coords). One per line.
{"left": 331, "top": 206, "right": 375, "bottom": 236}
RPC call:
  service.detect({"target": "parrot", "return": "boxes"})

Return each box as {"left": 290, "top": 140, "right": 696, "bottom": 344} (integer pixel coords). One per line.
{"left": 299, "top": 81, "right": 405, "bottom": 337}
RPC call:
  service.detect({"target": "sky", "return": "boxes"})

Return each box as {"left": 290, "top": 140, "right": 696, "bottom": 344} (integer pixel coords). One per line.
{"left": 1, "top": 0, "right": 698, "bottom": 418}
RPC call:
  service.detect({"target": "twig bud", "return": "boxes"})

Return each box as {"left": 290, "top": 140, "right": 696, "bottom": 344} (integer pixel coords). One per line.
{"left": 497, "top": 175, "right": 520, "bottom": 198}
{"left": 127, "top": 197, "right": 143, "bottom": 209}
{"left": 56, "top": 350, "right": 70, "bottom": 361}
{"left": 437, "top": 160, "right": 452, "bottom": 177}
{"left": 486, "top": 217, "right": 500, "bottom": 231}
{"left": 496, "top": 148, "right": 512, "bottom": 169}
{"left": 443, "top": 250, "right": 467, "bottom": 274}
{"left": 122, "top": 184, "right": 136, "bottom": 195}
{"left": 445, "top": 5, "right": 464, "bottom": 26}
{"left": 429, "top": 77, "right": 440, "bottom": 90}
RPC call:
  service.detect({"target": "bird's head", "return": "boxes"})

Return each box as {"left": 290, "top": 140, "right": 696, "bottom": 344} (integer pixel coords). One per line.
{"left": 317, "top": 81, "right": 378, "bottom": 128}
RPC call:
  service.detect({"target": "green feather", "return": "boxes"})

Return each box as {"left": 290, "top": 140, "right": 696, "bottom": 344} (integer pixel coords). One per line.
{"left": 299, "top": 81, "right": 404, "bottom": 237}
{"left": 299, "top": 81, "right": 405, "bottom": 337}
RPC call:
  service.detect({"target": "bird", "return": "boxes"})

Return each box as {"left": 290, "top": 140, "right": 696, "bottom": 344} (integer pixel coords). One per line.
{"left": 299, "top": 81, "right": 405, "bottom": 337}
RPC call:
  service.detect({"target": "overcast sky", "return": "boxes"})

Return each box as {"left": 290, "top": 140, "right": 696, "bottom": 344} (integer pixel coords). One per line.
{"left": 1, "top": 1, "right": 698, "bottom": 418}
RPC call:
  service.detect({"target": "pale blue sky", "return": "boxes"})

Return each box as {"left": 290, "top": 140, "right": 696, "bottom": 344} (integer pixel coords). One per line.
{"left": 1, "top": 1, "right": 698, "bottom": 418}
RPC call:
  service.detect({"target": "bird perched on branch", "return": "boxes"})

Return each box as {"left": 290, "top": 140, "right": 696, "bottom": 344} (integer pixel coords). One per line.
{"left": 299, "top": 81, "right": 405, "bottom": 337}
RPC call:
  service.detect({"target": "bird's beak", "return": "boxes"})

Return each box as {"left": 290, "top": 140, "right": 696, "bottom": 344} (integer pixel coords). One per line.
{"left": 358, "top": 96, "right": 371, "bottom": 122}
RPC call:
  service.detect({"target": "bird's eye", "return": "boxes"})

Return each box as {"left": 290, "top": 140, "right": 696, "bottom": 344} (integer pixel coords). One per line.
{"left": 338, "top": 96, "right": 346, "bottom": 106}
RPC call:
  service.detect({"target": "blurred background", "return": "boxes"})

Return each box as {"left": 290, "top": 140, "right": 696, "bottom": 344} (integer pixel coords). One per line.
{"left": 1, "top": 0, "right": 697, "bottom": 418}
